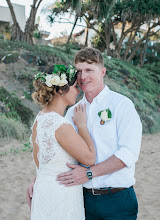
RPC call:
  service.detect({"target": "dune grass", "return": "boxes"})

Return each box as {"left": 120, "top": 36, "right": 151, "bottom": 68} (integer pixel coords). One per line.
{"left": 0, "top": 113, "right": 29, "bottom": 140}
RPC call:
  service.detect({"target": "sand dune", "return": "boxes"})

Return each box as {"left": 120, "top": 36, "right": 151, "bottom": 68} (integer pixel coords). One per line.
{"left": 0, "top": 133, "right": 159, "bottom": 219}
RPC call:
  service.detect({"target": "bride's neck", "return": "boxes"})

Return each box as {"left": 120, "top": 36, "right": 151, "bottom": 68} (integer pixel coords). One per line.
{"left": 42, "top": 97, "right": 66, "bottom": 116}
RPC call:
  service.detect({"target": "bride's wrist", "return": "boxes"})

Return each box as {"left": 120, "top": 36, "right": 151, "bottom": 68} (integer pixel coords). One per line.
{"left": 77, "top": 124, "right": 87, "bottom": 130}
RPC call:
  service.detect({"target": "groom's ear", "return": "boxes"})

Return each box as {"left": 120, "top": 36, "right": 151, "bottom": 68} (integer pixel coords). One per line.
{"left": 101, "top": 67, "right": 106, "bottom": 77}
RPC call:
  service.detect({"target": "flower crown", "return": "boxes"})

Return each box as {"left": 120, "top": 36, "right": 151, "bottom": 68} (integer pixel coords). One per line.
{"left": 35, "top": 64, "right": 77, "bottom": 87}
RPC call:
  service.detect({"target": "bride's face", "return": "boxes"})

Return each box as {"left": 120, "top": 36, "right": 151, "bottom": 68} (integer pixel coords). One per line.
{"left": 63, "top": 80, "right": 80, "bottom": 106}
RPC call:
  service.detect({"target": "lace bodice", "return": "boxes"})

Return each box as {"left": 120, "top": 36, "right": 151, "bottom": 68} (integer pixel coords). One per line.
{"left": 31, "top": 112, "right": 77, "bottom": 173}
{"left": 31, "top": 112, "right": 85, "bottom": 220}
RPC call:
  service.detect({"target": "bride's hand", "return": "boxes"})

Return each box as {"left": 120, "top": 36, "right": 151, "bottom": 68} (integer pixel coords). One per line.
{"left": 72, "top": 104, "right": 87, "bottom": 129}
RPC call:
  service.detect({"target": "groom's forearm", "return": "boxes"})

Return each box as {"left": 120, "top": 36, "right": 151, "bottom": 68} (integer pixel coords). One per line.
{"left": 90, "top": 155, "right": 126, "bottom": 178}
{"left": 56, "top": 156, "right": 126, "bottom": 186}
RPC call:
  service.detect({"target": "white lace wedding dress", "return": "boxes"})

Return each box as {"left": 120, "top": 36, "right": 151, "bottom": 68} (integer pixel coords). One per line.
{"left": 30, "top": 112, "right": 85, "bottom": 220}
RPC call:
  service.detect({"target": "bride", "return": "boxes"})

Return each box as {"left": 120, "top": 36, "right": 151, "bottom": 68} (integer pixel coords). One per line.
{"left": 30, "top": 64, "right": 96, "bottom": 220}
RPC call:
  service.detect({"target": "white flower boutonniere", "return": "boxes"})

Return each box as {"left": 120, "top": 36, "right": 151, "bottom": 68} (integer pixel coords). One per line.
{"left": 98, "top": 109, "right": 112, "bottom": 125}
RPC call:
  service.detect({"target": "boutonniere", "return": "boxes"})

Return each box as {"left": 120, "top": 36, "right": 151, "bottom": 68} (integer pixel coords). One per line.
{"left": 98, "top": 109, "right": 112, "bottom": 125}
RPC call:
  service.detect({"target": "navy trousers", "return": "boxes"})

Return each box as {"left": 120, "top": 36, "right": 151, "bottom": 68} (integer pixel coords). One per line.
{"left": 83, "top": 186, "right": 138, "bottom": 220}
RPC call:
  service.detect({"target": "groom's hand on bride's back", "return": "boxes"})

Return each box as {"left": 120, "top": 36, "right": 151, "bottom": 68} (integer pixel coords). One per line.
{"left": 26, "top": 177, "right": 36, "bottom": 209}
{"left": 56, "top": 163, "right": 89, "bottom": 186}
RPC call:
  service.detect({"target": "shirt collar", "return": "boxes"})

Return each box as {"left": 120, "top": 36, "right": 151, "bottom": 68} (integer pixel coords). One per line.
{"left": 82, "top": 85, "right": 110, "bottom": 105}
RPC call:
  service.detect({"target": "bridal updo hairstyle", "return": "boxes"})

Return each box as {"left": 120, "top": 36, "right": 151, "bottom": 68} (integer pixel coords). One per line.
{"left": 32, "top": 65, "right": 77, "bottom": 105}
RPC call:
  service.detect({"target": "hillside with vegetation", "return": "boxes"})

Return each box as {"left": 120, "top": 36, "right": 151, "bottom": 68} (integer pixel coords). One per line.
{"left": 0, "top": 39, "right": 159, "bottom": 148}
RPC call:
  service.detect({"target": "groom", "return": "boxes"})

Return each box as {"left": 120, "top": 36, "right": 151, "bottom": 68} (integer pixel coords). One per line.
{"left": 27, "top": 47, "right": 142, "bottom": 219}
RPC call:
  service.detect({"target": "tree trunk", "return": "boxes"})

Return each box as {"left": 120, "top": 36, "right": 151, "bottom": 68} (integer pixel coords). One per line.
{"left": 141, "top": 38, "right": 149, "bottom": 66}
{"left": 127, "top": 45, "right": 140, "bottom": 62}
{"left": 24, "top": 1, "right": 39, "bottom": 44}
{"left": 84, "top": 26, "right": 89, "bottom": 47}
{"left": 11, "top": 23, "right": 24, "bottom": 41}
{"left": 6, "top": 0, "right": 43, "bottom": 44}
{"left": 84, "top": 16, "right": 92, "bottom": 47}
{"left": 6, "top": 0, "right": 17, "bottom": 24}
{"left": 66, "top": 15, "right": 78, "bottom": 45}
{"left": 104, "top": 22, "right": 112, "bottom": 56}
{"left": 6, "top": 0, "right": 24, "bottom": 41}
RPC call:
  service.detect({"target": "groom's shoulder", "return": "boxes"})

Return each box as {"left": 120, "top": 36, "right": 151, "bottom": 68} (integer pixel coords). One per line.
{"left": 109, "top": 89, "right": 134, "bottom": 107}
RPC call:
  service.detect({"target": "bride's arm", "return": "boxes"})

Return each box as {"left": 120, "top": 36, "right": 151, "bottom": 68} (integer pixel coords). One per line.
{"left": 26, "top": 122, "right": 39, "bottom": 209}
{"left": 32, "top": 121, "right": 39, "bottom": 169}
{"left": 26, "top": 177, "right": 36, "bottom": 209}
{"left": 55, "top": 104, "right": 96, "bottom": 166}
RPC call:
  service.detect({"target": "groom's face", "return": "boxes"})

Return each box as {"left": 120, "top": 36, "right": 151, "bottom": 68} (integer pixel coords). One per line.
{"left": 76, "top": 62, "right": 106, "bottom": 94}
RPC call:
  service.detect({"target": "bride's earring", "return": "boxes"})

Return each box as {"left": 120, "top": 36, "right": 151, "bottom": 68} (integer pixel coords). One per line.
{"left": 59, "top": 89, "right": 64, "bottom": 97}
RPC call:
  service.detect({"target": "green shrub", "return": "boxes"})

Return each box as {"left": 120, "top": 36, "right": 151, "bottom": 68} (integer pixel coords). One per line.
{"left": 0, "top": 87, "right": 34, "bottom": 127}
{"left": 0, "top": 39, "right": 72, "bottom": 65}
{"left": 0, "top": 113, "right": 29, "bottom": 140}
{"left": 144, "top": 61, "right": 160, "bottom": 76}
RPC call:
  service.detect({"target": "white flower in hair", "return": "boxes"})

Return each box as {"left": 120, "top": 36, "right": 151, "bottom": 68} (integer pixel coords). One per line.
{"left": 58, "top": 74, "right": 68, "bottom": 86}
{"left": 61, "top": 74, "right": 67, "bottom": 80}
{"left": 35, "top": 64, "right": 76, "bottom": 87}
{"left": 69, "top": 68, "right": 74, "bottom": 74}
{"left": 45, "top": 75, "right": 60, "bottom": 87}
{"left": 58, "top": 78, "right": 68, "bottom": 86}
{"left": 50, "top": 75, "right": 61, "bottom": 85}
{"left": 45, "top": 75, "right": 53, "bottom": 87}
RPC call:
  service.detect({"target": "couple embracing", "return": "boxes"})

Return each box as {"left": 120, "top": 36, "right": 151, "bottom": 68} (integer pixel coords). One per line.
{"left": 27, "top": 47, "right": 142, "bottom": 220}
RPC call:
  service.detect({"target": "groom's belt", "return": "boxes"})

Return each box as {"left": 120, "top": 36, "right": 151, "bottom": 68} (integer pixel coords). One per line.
{"left": 83, "top": 187, "right": 127, "bottom": 195}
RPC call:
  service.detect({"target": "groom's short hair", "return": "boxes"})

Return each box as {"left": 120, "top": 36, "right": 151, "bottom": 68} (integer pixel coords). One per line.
{"left": 74, "top": 47, "right": 104, "bottom": 66}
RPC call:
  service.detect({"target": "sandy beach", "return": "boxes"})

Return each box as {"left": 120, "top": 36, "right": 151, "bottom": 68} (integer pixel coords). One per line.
{"left": 0, "top": 133, "right": 159, "bottom": 220}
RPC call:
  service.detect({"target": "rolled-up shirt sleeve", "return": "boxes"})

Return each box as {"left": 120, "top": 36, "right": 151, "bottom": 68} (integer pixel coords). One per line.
{"left": 114, "top": 99, "right": 142, "bottom": 168}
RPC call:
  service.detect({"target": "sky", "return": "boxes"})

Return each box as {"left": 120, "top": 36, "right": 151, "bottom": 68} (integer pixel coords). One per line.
{"left": 0, "top": 0, "right": 85, "bottom": 39}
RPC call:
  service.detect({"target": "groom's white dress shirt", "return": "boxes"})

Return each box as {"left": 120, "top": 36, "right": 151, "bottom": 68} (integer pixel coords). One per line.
{"left": 65, "top": 85, "right": 142, "bottom": 189}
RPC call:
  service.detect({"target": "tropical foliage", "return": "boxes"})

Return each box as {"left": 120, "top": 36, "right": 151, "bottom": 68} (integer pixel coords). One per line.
{"left": 48, "top": 0, "right": 160, "bottom": 63}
